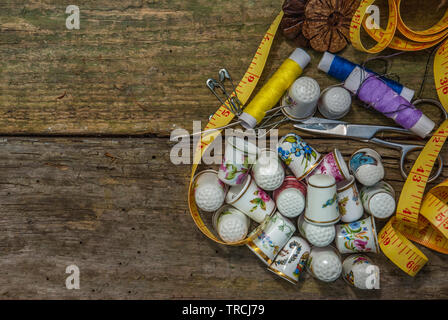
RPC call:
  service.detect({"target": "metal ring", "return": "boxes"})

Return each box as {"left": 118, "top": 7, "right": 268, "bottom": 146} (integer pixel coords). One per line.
{"left": 400, "top": 152, "right": 444, "bottom": 183}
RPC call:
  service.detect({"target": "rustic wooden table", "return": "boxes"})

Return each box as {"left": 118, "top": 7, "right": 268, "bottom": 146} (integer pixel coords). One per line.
{"left": 0, "top": 0, "right": 447, "bottom": 299}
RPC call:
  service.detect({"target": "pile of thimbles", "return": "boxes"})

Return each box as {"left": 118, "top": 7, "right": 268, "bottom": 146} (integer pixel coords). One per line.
{"left": 193, "top": 133, "right": 393, "bottom": 289}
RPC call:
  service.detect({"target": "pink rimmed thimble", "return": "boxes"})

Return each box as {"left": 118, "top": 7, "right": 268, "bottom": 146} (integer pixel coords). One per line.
{"left": 305, "top": 174, "right": 340, "bottom": 226}
{"left": 349, "top": 148, "right": 384, "bottom": 187}
{"left": 307, "top": 149, "right": 350, "bottom": 183}
{"left": 307, "top": 246, "right": 342, "bottom": 283}
{"left": 246, "top": 212, "right": 296, "bottom": 265}
{"left": 225, "top": 174, "right": 276, "bottom": 224}
{"left": 253, "top": 149, "right": 285, "bottom": 191}
{"left": 337, "top": 175, "right": 364, "bottom": 223}
{"left": 273, "top": 176, "right": 307, "bottom": 218}
{"left": 218, "top": 136, "right": 259, "bottom": 186}
{"left": 335, "top": 216, "right": 380, "bottom": 254}
{"left": 277, "top": 133, "right": 323, "bottom": 181}
{"left": 267, "top": 236, "right": 310, "bottom": 284}
{"left": 360, "top": 181, "right": 396, "bottom": 219}
{"left": 342, "top": 255, "right": 380, "bottom": 290}
{"left": 281, "top": 76, "right": 320, "bottom": 120}
{"left": 193, "top": 169, "right": 227, "bottom": 212}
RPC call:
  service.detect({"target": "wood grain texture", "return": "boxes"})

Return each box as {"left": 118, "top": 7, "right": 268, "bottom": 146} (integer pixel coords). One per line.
{"left": 0, "top": 0, "right": 447, "bottom": 299}
{"left": 0, "top": 0, "right": 446, "bottom": 135}
{"left": 0, "top": 137, "right": 445, "bottom": 299}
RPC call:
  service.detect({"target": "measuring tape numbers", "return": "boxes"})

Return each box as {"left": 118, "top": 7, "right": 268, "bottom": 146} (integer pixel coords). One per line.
{"left": 187, "top": 11, "right": 284, "bottom": 245}
{"left": 350, "top": 1, "right": 448, "bottom": 275}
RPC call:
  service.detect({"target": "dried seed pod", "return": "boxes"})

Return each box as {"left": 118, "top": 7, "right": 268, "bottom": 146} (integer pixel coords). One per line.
{"left": 280, "top": 0, "right": 310, "bottom": 47}
{"left": 302, "top": 0, "right": 358, "bottom": 53}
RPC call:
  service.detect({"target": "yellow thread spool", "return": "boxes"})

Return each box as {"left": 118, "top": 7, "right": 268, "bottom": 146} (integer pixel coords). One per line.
{"left": 239, "top": 48, "right": 311, "bottom": 128}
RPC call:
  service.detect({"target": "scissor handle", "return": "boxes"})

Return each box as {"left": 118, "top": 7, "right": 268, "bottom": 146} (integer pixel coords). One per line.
{"left": 399, "top": 144, "right": 443, "bottom": 183}
{"left": 413, "top": 98, "right": 448, "bottom": 121}
{"left": 370, "top": 137, "right": 443, "bottom": 182}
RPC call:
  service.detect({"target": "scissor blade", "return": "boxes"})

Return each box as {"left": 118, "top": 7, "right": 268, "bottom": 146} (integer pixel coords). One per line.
{"left": 294, "top": 123, "right": 349, "bottom": 136}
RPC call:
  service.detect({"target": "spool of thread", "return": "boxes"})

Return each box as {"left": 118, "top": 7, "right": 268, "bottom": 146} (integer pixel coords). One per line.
{"left": 344, "top": 67, "right": 435, "bottom": 139}
{"left": 318, "top": 52, "right": 415, "bottom": 102}
{"left": 239, "top": 48, "right": 311, "bottom": 129}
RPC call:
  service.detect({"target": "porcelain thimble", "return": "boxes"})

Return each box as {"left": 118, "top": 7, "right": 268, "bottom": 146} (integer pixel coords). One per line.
{"left": 273, "top": 176, "right": 307, "bottom": 218}
{"left": 253, "top": 149, "right": 285, "bottom": 191}
{"left": 219, "top": 136, "right": 259, "bottom": 186}
{"left": 193, "top": 170, "right": 227, "bottom": 212}
{"left": 212, "top": 205, "right": 250, "bottom": 244}
{"left": 281, "top": 76, "right": 320, "bottom": 120}
{"left": 278, "top": 133, "right": 323, "bottom": 181}
{"left": 305, "top": 174, "right": 340, "bottom": 226}
{"left": 307, "top": 246, "right": 342, "bottom": 283}
{"left": 318, "top": 86, "right": 352, "bottom": 120}
{"left": 246, "top": 212, "right": 296, "bottom": 265}
{"left": 268, "top": 236, "right": 310, "bottom": 284}
{"left": 335, "top": 216, "right": 379, "bottom": 254}
{"left": 360, "top": 181, "right": 396, "bottom": 219}
{"left": 337, "top": 176, "right": 364, "bottom": 223}
{"left": 343, "top": 255, "right": 380, "bottom": 290}
{"left": 349, "top": 148, "right": 384, "bottom": 187}
{"left": 298, "top": 214, "right": 335, "bottom": 247}
{"left": 226, "top": 174, "right": 276, "bottom": 223}
{"left": 308, "top": 149, "right": 350, "bottom": 183}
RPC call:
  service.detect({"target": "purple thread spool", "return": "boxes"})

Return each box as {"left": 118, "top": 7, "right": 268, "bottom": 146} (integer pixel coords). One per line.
{"left": 344, "top": 67, "right": 435, "bottom": 138}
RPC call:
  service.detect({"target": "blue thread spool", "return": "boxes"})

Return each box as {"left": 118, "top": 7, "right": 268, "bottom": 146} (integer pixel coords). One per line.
{"left": 318, "top": 52, "right": 415, "bottom": 102}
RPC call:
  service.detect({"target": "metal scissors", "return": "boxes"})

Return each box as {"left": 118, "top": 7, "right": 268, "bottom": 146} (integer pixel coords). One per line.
{"left": 293, "top": 99, "right": 447, "bottom": 183}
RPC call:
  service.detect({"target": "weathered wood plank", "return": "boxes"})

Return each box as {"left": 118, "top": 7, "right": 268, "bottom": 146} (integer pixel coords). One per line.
{"left": 0, "top": 0, "right": 447, "bottom": 135}
{"left": 0, "top": 137, "right": 446, "bottom": 299}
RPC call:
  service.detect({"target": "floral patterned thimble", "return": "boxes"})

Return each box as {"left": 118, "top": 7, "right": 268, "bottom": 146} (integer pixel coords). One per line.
{"left": 225, "top": 174, "right": 276, "bottom": 224}
{"left": 305, "top": 174, "right": 341, "bottom": 226}
{"left": 253, "top": 149, "right": 285, "bottom": 191}
{"left": 219, "top": 136, "right": 259, "bottom": 186}
{"left": 273, "top": 176, "right": 307, "bottom": 218}
{"left": 277, "top": 133, "right": 323, "bottom": 181}
{"left": 335, "top": 216, "right": 380, "bottom": 254}
{"left": 307, "top": 149, "right": 350, "bottom": 183}
{"left": 337, "top": 175, "right": 364, "bottom": 223}
{"left": 193, "top": 169, "right": 227, "bottom": 212}
{"left": 267, "top": 236, "right": 310, "bottom": 284}
{"left": 307, "top": 246, "right": 342, "bottom": 283}
{"left": 212, "top": 205, "right": 250, "bottom": 244}
{"left": 349, "top": 148, "right": 384, "bottom": 187}
{"left": 342, "top": 255, "right": 380, "bottom": 290}
{"left": 360, "top": 181, "right": 396, "bottom": 219}
{"left": 246, "top": 212, "right": 296, "bottom": 266}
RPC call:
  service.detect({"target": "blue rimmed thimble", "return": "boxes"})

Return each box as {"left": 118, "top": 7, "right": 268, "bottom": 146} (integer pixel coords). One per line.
{"left": 277, "top": 133, "right": 323, "bottom": 181}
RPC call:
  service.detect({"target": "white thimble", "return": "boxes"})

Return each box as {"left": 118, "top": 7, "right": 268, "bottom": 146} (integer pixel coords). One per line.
{"left": 308, "top": 246, "right": 342, "bottom": 282}
{"left": 318, "top": 87, "right": 352, "bottom": 120}
{"left": 213, "top": 205, "right": 250, "bottom": 243}
{"left": 349, "top": 148, "right": 384, "bottom": 187}
{"left": 253, "top": 149, "right": 285, "bottom": 191}
{"left": 299, "top": 215, "right": 335, "bottom": 247}
{"left": 276, "top": 189, "right": 306, "bottom": 218}
{"left": 282, "top": 77, "right": 320, "bottom": 120}
{"left": 194, "top": 170, "right": 227, "bottom": 212}
{"left": 361, "top": 181, "right": 396, "bottom": 219}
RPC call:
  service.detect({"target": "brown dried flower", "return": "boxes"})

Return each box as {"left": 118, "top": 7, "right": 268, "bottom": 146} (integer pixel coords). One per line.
{"left": 280, "top": 0, "right": 310, "bottom": 48}
{"left": 302, "top": 0, "right": 358, "bottom": 53}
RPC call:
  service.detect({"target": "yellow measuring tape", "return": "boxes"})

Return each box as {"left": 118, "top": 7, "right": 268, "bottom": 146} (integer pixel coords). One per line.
{"left": 187, "top": 11, "right": 284, "bottom": 245}
{"left": 350, "top": 0, "right": 448, "bottom": 275}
